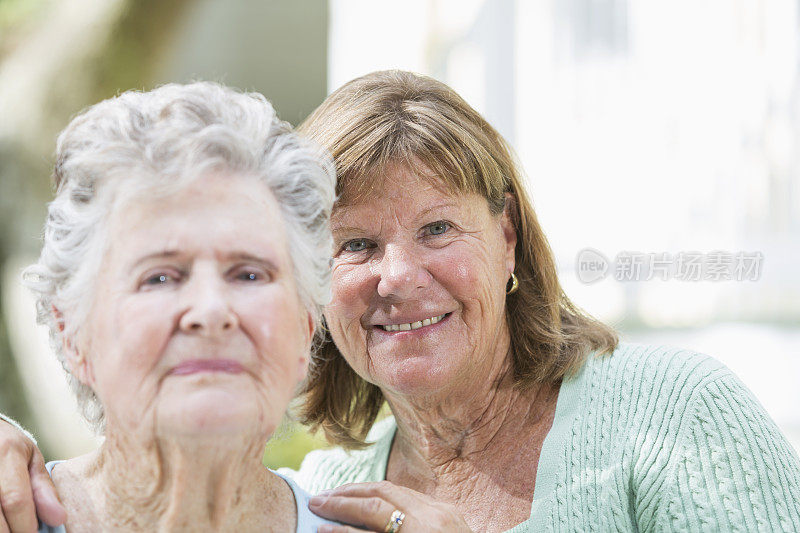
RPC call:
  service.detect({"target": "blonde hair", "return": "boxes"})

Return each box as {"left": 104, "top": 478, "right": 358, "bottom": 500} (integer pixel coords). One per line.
{"left": 298, "top": 70, "right": 617, "bottom": 448}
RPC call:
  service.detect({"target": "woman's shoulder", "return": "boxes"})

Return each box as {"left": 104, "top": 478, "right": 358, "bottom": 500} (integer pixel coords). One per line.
{"left": 591, "top": 341, "right": 726, "bottom": 369}
{"left": 272, "top": 470, "right": 344, "bottom": 531}
{"left": 595, "top": 344, "right": 800, "bottom": 530}
{"left": 37, "top": 522, "right": 66, "bottom": 533}
{"left": 37, "top": 462, "right": 67, "bottom": 533}
{"left": 286, "top": 416, "right": 397, "bottom": 494}
{"left": 566, "top": 342, "right": 752, "bottom": 434}
{"left": 581, "top": 342, "right": 732, "bottom": 396}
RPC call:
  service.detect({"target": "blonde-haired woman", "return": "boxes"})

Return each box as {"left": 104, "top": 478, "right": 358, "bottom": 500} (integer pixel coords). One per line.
{"left": 295, "top": 70, "right": 800, "bottom": 532}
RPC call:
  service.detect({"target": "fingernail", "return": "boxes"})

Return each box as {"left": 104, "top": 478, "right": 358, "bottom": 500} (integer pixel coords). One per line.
{"left": 317, "top": 526, "right": 333, "bottom": 533}
{"left": 309, "top": 495, "right": 327, "bottom": 507}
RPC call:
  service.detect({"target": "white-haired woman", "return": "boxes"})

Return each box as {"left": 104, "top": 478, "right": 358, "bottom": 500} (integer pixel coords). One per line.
{"left": 3, "top": 82, "right": 341, "bottom": 532}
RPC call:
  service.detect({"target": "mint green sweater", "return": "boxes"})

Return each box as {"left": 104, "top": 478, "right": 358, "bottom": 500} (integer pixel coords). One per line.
{"left": 288, "top": 344, "right": 800, "bottom": 531}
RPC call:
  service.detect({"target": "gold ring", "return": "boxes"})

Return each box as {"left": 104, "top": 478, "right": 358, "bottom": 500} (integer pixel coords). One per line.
{"left": 384, "top": 509, "right": 405, "bottom": 532}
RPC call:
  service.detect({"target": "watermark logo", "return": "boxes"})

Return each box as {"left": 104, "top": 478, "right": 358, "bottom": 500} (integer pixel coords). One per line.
{"left": 576, "top": 248, "right": 610, "bottom": 284}
{"left": 575, "top": 249, "right": 763, "bottom": 283}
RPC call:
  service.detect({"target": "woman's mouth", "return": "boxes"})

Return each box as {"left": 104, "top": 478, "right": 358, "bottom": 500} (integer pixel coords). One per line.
{"left": 379, "top": 313, "right": 448, "bottom": 332}
{"left": 169, "top": 359, "right": 245, "bottom": 376}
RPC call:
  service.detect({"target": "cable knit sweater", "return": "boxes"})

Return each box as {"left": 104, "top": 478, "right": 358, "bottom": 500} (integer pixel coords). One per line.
{"left": 287, "top": 343, "right": 800, "bottom": 531}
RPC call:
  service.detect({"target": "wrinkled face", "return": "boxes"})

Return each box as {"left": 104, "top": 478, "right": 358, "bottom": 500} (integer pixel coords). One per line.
{"left": 326, "top": 164, "right": 517, "bottom": 398}
{"left": 69, "top": 173, "right": 313, "bottom": 440}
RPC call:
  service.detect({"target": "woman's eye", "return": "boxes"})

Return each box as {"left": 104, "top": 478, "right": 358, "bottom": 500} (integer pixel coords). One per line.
{"left": 236, "top": 271, "right": 261, "bottom": 282}
{"left": 426, "top": 221, "right": 450, "bottom": 235}
{"left": 141, "top": 272, "right": 178, "bottom": 288}
{"left": 343, "top": 239, "right": 370, "bottom": 252}
{"left": 231, "top": 267, "right": 270, "bottom": 283}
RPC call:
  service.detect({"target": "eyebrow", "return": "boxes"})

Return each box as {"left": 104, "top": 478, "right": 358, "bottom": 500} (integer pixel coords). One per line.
{"left": 332, "top": 201, "right": 461, "bottom": 235}
{"left": 129, "top": 250, "right": 280, "bottom": 272}
{"left": 226, "top": 252, "right": 280, "bottom": 272}
{"left": 331, "top": 226, "right": 365, "bottom": 236}
{"left": 415, "top": 201, "right": 460, "bottom": 220}
{"left": 129, "top": 250, "right": 182, "bottom": 273}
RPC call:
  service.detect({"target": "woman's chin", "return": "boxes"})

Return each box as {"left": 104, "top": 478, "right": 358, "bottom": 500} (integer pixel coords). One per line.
{"left": 155, "top": 387, "right": 272, "bottom": 438}
{"left": 375, "top": 360, "right": 457, "bottom": 398}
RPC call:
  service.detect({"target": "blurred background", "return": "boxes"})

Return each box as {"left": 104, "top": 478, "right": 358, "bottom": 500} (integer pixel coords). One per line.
{"left": 1, "top": 0, "right": 798, "bottom": 467}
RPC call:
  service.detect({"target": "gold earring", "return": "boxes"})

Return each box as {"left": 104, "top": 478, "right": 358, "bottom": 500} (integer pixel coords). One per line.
{"left": 506, "top": 272, "right": 519, "bottom": 295}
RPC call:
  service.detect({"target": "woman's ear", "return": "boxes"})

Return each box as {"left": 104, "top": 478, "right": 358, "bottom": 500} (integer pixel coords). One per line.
{"left": 297, "top": 311, "right": 315, "bottom": 381}
{"left": 501, "top": 192, "right": 518, "bottom": 273}
{"left": 52, "top": 305, "right": 94, "bottom": 387}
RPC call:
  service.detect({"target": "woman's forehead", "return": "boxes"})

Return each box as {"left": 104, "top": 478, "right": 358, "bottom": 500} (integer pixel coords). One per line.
{"left": 330, "top": 178, "right": 490, "bottom": 230}
{"left": 108, "top": 174, "right": 291, "bottom": 260}
{"left": 335, "top": 161, "right": 466, "bottom": 209}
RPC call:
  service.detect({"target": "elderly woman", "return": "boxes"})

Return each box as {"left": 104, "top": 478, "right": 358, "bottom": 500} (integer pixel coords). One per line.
{"left": 3, "top": 71, "right": 800, "bottom": 532}
{"left": 2, "top": 81, "right": 341, "bottom": 532}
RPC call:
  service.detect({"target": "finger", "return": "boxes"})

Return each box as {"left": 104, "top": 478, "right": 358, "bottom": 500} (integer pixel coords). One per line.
{"left": 0, "top": 448, "right": 38, "bottom": 533}
{"left": 320, "top": 482, "right": 396, "bottom": 497}
{"left": 317, "top": 525, "right": 372, "bottom": 533}
{"left": 29, "top": 451, "right": 66, "bottom": 527}
{"left": 319, "top": 481, "right": 424, "bottom": 511}
{"left": 0, "top": 513, "right": 11, "bottom": 533}
{"left": 309, "top": 494, "right": 396, "bottom": 532}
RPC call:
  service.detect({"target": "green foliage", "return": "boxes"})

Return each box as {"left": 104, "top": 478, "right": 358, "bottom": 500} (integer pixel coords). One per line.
{"left": 89, "top": 0, "right": 196, "bottom": 102}
{"left": 262, "top": 418, "right": 330, "bottom": 471}
{"left": 0, "top": 0, "right": 46, "bottom": 29}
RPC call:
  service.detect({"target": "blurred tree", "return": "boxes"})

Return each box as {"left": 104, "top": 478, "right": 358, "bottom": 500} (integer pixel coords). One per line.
{"left": 0, "top": 0, "right": 199, "bottom": 458}
{"left": 263, "top": 420, "right": 329, "bottom": 471}
{"left": 0, "top": 0, "right": 330, "bottom": 466}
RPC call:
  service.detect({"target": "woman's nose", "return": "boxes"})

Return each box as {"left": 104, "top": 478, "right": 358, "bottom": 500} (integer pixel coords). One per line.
{"left": 178, "top": 278, "right": 239, "bottom": 335}
{"left": 376, "top": 245, "right": 432, "bottom": 299}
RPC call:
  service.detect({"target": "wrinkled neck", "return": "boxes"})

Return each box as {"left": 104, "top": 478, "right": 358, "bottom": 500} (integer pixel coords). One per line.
{"left": 76, "top": 427, "right": 291, "bottom": 532}
{"left": 387, "top": 364, "right": 558, "bottom": 481}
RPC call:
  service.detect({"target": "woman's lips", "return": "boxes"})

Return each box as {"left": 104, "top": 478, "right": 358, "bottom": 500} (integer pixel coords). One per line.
{"left": 169, "top": 359, "right": 245, "bottom": 376}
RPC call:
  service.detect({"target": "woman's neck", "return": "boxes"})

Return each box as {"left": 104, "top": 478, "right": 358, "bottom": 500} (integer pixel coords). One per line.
{"left": 386, "top": 359, "right": 559, "bottom": 485}
{"left": 54, "top": 429, "right": 295, "bottom": 532}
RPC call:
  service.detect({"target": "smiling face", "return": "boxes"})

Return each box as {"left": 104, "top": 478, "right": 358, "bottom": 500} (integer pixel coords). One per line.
{"left": 68, "top": 173, "right": 313, "bottom": 440}
{"left": 325, "top": 164, "right": 517, "bottom": 398}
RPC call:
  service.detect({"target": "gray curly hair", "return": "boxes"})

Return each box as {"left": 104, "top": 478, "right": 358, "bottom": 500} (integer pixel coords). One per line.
{"left": 23, "top": 82, "right": 336, "bottom": 432}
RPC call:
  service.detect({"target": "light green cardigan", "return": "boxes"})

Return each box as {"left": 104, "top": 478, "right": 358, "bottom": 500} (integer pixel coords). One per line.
{"left": 286, "top": 344, "right": 800, "bottom": 531}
